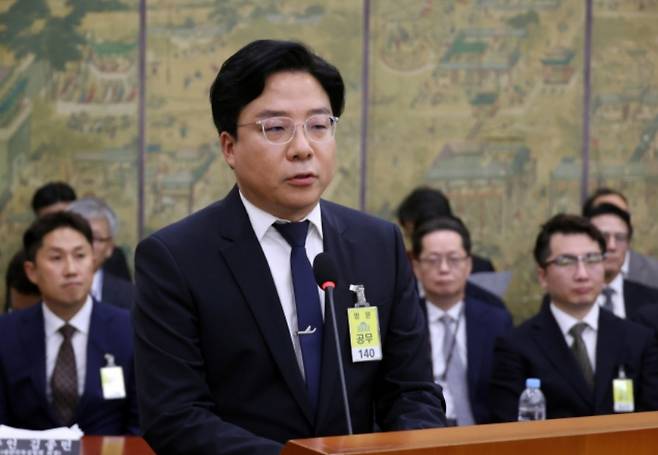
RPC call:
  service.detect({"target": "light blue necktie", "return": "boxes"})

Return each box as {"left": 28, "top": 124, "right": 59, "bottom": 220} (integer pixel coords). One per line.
{"left": 440, "top": 314, "right": 474, "bottom": 426}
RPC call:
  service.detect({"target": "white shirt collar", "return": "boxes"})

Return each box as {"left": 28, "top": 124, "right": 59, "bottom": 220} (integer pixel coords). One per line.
{"left": 606, "top": 272, "right": 623, "bottom": 295}
{"left": 43, "top": 295, "right": 93, "bottom": 337}
{"left": 91, "top": 269, "right": 104, "bottom": 302}
{"left": 239, "top": 190, "right": 323, "bottom": 241}
{"left": 621, "top": 250, "right": 630, "bottom": 276}
{"left": 425, "top": 299, "right": 464, "bottom": 323}
{"left": 550, "top": 301, "right": 599, "bottom": 337}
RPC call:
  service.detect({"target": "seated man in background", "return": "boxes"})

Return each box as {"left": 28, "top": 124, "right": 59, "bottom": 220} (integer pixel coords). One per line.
{"left": 68, "top": 197, "right": 135, "bottom": 310}
{"left": 4, "top": 250, "right": 41, "bottom": 312}
{"left": 412, "top": 217, "right": 512, "bottom": 425}
{"left": 30, "top": 181, "right": 132, "bottom": 282}
{"left": 397, "top": 186, "right": 509, "bottom": 310}
{"left": 397, "top": 186, "right": 495, "bottom": 272}
{"left": 490, "top": 214, "right": 658, "bottom": 421}
{"left": 583, "top": 187, "right": 658, "bottom": 289}
{"left": 31, "top": 181, "right": 78, "bottom": 217}
{"left": 0, "top": 212, "right": 138, "bottom": 434}
{"left": 583, "top": 203, "right": 658, "bottom": 319}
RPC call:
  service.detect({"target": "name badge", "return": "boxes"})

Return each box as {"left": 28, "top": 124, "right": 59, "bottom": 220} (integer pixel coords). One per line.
{"left": 100, "top": 354, "right": 126, "bottom": 400}
{"left": 613, "top": 365, "right": 634, "bottom": 413}
{"left": 347, "top": 306, "right": 383, "bottom": 362}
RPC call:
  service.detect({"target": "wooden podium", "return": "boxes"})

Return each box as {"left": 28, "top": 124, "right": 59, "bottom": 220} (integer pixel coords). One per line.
{"left": 282, "top": 411, "right": 658, "bottom": 455}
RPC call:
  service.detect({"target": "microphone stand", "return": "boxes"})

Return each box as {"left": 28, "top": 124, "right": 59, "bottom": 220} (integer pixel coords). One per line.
{"left": 325, "top": 285, "right": 353, "bottom": 434}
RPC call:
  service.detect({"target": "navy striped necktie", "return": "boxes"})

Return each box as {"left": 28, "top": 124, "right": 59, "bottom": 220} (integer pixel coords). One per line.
{"left": 274, "top": 221, "right": 324, "bottom": 412}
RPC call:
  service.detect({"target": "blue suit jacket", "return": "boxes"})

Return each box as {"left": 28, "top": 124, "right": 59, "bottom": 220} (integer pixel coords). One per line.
{"left": 101, "top": 272, "right": 135, "bottom": 310}
{"left": 422, "top": 296, "right": 512, "bottom": 424}
{"left": 134, "top": 186, "right": 446, "bottom": 455}
{"left": 0, "top": 301, "right": 139, "bottom": 434}
{"left": 489, "top": 303, "right": 658, "bottom": 421}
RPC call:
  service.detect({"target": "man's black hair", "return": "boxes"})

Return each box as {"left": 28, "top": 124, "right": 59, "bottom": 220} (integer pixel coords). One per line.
{"left": 533, "top": 213, "right": 606, "bottom": 267}
{"left": 31, "top": 181, "right": 77, "bottom": 214}
{"left": 583, "top": 202, "right": 633, "bottom": 240}
{"left": 581, "top": 187, "right": 628, "bottom": 215}
{"left": 412, "top": 216, "right": 471, "bottom": 259}
{"left": 23, "top": 211, "right": 93, "bottom": 262}
{"left": 209, "top": 39, "right": 345, "bottom": 137}
{"left": 4, "top": 249, "right": 40, "bottom": 312}
{"left": 397, "top": 186, "right": 453, "bottom": 228}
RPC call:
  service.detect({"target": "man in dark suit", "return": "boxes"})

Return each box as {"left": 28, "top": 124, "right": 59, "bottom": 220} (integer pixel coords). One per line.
{"left": 583, "top": 203, "right": 658, "bottom": 319}
{"left": 30, "top": 181, "right": 133, "bottom": 281}
{"left": 583, "top": 187, "right": 658, "bottom": 289}
{"left": 133, "top": 40, "right": 446, "bottom": 455}
{"left": 0, "top": 212, "right": 139, "bottom": 434}
{"left": 411, "top": 217, "right": 512, "bottom": 425}
{"left": 68, "top": 197, "right": 135, "bottom": 310}
{"left": 490, "top": 214, "right": 658, "bottom": 421}
{"left": 396, "top": 186, "right": 496, "bottom": 273}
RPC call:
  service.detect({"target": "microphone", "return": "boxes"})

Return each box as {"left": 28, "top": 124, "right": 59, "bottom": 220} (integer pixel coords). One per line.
{"left": 313, "top": 252, "right": 353, "bottom": 435}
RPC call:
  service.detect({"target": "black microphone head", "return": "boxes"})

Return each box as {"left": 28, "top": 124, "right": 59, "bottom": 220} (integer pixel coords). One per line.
{"left": 313, "top": 252, "right": 338, "bottom": 288}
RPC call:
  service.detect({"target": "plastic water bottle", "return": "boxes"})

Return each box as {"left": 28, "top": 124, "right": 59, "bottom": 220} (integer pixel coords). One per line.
{"left": 518, "top": 378, "right": 546, "bottom": 421}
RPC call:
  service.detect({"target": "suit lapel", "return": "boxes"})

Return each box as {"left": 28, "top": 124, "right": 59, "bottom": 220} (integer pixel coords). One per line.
{"left": 218, "top": 187, "right": 312, "bottom": 424}
{"left": 531, "top": 306, "right": 594, "bottom": 407}
{"left": 464, "top": 299, "right": 485, "bottom": 402}
{"left": 20, "top": 304, "right": 53, "bottom": 420}
{"left": 623, "top": 280, "right": 642, "bottom": 319}
{"left": 76, "top": 300, "right": 107, "bottom": 418}
{"left": 315, "top": 202, "right": 352, "bottom": 431}
{"left": 593, "top": 311, "right": 621, "bottom": 410}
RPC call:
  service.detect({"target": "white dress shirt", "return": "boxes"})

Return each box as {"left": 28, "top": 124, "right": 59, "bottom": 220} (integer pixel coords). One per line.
{"left": 425, "top": 300, "right": 468, "bottom": 420}
{"left": 239, "top": 191, "right": 324, "bottom": 378}
{"left": 91, "top": 269, "right": 104, "bottom": 302}
{"left": 43, "top": 295, "right": 93, "bottom": 400}
{"left": 595, "top": 272, "right": 625, "bottom": 319}
{"left": 621, "top": 250, "right": 630, "bottom": 277}
{"left": 550, "top": 302, "right": 599, "bottom": 372}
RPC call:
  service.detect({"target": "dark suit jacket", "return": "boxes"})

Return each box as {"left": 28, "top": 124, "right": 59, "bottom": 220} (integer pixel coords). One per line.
{"left": 422, "top": 296, "right": 512, "bottom": 424}
{"left": 134, "top": 186, "right": 446, "bottom": 455}
{"left": 471, "top": 255, "right": 495, "bottom": 274}
{"left": 489, "top": 303, "right": 658, "bottom": 421}
{"left": 632, "top": 304, "right": 658, "bottom": 343}
{"left": 101, "top": 272, "right": 135, "bottom": 310}
{"left": 623, "top": 279, "right": 658, "bottom": 319}
{"left": 0, "top": 301, "right": 139, "bottom": 434}
{"left": 465, "top": 282, "right": 508, "bottom": 313}
{"left": 103, "top": 247, "right": 132, "bottom": 282}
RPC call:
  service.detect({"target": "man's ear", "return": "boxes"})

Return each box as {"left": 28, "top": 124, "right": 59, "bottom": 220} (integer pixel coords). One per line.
{"left": 220, "top": 132, "right": 236, "bottom": 170}
{"left": 24, "top": 260, "right": 38, "bottom": 285}
{"left": 537, "top": 266, "right": 548, "bottom": 291}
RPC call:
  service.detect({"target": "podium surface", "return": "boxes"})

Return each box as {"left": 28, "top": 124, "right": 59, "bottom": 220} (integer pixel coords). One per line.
{"left": 81, "top": 436, "right": 154, "bottom": 454}
{"left": 283, "top": 411, "right": 658, "bottom": 454}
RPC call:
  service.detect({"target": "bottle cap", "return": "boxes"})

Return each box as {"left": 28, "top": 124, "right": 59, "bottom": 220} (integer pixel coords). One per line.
{"left": 526, "top": 378, "right": 541, "bottom": 389}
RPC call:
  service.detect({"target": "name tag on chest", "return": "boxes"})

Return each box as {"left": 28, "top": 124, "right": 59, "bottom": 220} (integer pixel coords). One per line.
{"left": 347, "top": 306, "right": 383, "bottom": 362}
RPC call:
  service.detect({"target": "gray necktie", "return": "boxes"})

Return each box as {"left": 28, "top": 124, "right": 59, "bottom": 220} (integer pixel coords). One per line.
{"left": 51, "top": 324, "right": 78, "bottom": 425}
{"left": 601, "top": 287, "right": 615, "bottom": 313}
{"left": 569, "top": 322, "right": 594, "bottom": 388}
{"left": 440, "top": 314, "right": 474, "bottom": 425}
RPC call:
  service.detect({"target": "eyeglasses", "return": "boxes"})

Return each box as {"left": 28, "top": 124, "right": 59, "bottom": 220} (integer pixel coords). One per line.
{"left": 238, "top": 114, "right": 338, "bottom": 145}
{"left": 544, "top": 252, "right": 605, "bottom": 269}
{"left": 601, "top": 232, "right": 629, "bottom": 244}
{"left": 93, "top": 236, "right": 112, "bottom": 244}
{"left": 418, "top": 255, "right": 469, "bottom": 269}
